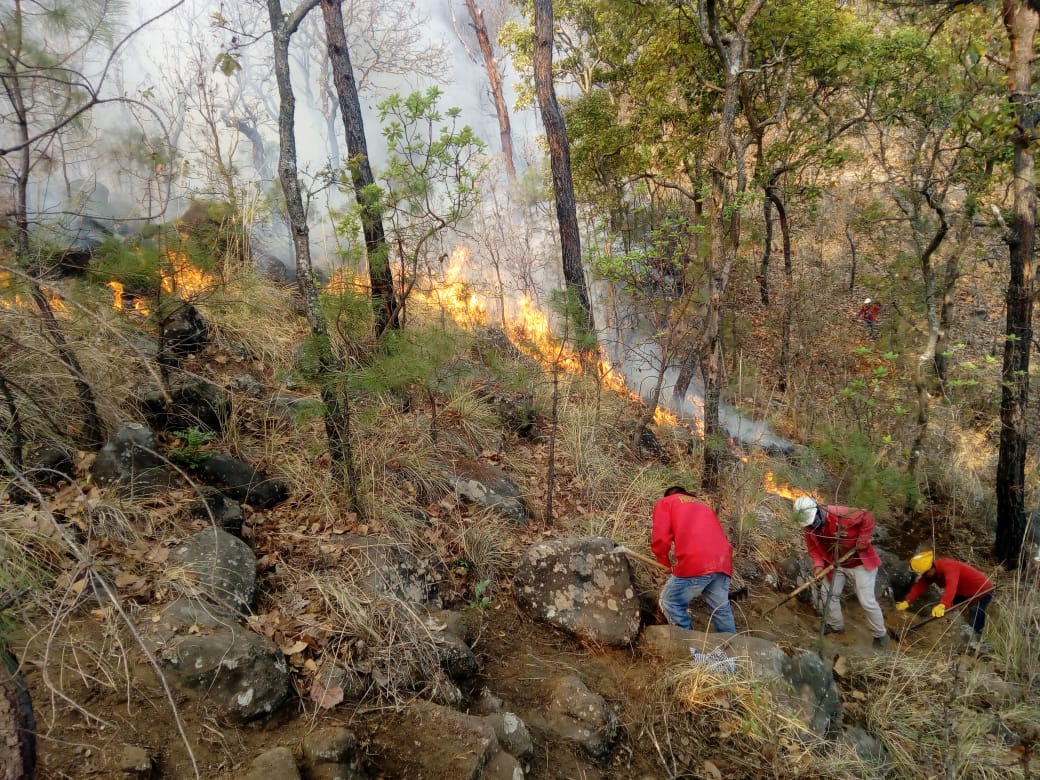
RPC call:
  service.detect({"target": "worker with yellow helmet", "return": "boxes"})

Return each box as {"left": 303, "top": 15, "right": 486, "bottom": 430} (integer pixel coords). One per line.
{"left": 896, "top": 552, "right": 994, "bottom": 639}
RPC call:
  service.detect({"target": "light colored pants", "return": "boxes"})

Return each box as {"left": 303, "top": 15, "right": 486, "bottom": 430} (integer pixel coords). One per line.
{"left": 824, "top": 565, "right": 886, "bottom": 639}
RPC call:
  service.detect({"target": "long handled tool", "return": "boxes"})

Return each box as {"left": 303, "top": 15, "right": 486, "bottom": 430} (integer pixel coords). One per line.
{"left": 612, "top": 546, "right": 670, "bottom": 572}
{"left": 889, "top": 589, "right": 994, "bottom": 640}
{"left": 761, "top": 548, "right": 858, "bottom": 616}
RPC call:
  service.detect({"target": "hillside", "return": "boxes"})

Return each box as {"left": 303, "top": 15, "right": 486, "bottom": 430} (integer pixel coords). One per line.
{"left": 1, "top": 242, "right": 1037, "bottom": 779}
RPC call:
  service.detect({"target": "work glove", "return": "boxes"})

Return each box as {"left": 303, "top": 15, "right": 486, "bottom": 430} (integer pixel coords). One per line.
{"left": 813, "top": 567, "right": 824, "bottom": 578}
{"left": 931, "top": 604, "right": 946, "bottom": 619}
{"left": 895, "top": 601, "right": 909, "bottom": 611}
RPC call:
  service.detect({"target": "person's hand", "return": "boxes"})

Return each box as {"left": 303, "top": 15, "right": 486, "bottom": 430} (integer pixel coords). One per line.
{"left": 813, "top": 567, "right": 824, "bottom": 578}
{"left": 856, "top": 539, "right": 871, "bottom": 551}
{"left": 895, "top": 601, "right": 909, "bottom": 611}
{"left": 931, "top": 604, "right": 946, "bottom": 618}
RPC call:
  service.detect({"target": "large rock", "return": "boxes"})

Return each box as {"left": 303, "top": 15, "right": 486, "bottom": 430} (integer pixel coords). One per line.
{"left": 300, "top": 727, "right": 367, "bottom": 780}
{"left": 137, "top": 376, "right": 228, "bottom": 433}
{"left": 170, "top": 528, "right": 256, "bottom": 613}
{"left": 192, "top": 452, "right": 290, "bottom": 508}
{"left": 90, "top": 422, "right": 173, "bottom": 492}
{"left": 146, "top": 599, "right": 291, "bottom": 723}
{"left": 539, "top": 675, "right": 618, "bottom": 759}
{"left": 640, "top": 626, "right": 841, "bottom": 737}
{"left": 241, "top": 747, "right": 300, "bottom": 780}
{"left": 446, "top": 459, "right": 528, "bottom": 524}
{"left": 161, "top": 301, "right": 209, "bottom": 362}
{"left": 514, "top": 536, "right": 641, "bottom": 646}
{"left": 335, "top": 534, "right": 443, "bottom": 608}
{"left": 372, "top": 701, "right": 522, "bottom": 780}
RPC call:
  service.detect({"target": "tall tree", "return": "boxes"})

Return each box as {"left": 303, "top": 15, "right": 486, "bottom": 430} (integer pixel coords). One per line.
{"left": 266, "top": 0, "right": 358, "bottom": 502}
{"left": 456, "top": 0, "right": 516, "bottom": 178}
{"left": 994, "top": 0, "right": 1038, "bottom": 567}
{"left": 533, "top": 0, "right": 596, "bottom": 344}
{"left": 319, "top": 0, "right": 399, "bottom": 339}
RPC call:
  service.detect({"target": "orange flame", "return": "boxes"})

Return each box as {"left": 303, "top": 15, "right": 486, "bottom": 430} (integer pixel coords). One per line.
{"left": 107, "top": 281, "right": 150, "bottom": 317}
{"left": 161, "top": 251, "right": 214, "bottom": 299}
{"left": 1, "top": 271, "right": 68, "bottom": 317}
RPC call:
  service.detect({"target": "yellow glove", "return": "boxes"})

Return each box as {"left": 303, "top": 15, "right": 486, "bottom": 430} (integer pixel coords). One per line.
{"left": 931, "top": 604, "right": 946, "bottom": 618}
{"left": 895, "top": 601, "right": 909, "bottom": 611}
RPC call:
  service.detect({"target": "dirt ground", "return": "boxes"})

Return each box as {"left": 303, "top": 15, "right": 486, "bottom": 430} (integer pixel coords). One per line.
{"left": 13, "top": 573, "right": 965, "bottom": 780}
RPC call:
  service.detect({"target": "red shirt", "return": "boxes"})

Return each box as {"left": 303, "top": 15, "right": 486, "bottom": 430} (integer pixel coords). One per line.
{"left": 804, "top": 505, "right": 882, "bottom": 572}
{"left": 905, "top": 558, "right": 993, "bottom": 608}
{"left": 651, "top": 493, "right": 733, "bottom": 578}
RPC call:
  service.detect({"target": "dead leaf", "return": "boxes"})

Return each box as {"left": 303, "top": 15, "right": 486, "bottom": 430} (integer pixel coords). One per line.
{"left": 70, "top": 578, "right": 87, "bottom": 596}
{"left": 832, "top": 655, "right": 849, "bottom": 678}
{"left": 146, "top": 545, "right": 170, "bottom": 564}
{"left": 309, "top": 679, "right": 344, "bottom": 710}
{"left": 702, "top": 760, "right": 723, "bottom": 780}
{"left": 280, "top": 640, "right": 308, "bottom": 655}
{"left": 115, "top": 572, "right": 141, "bottom": 589}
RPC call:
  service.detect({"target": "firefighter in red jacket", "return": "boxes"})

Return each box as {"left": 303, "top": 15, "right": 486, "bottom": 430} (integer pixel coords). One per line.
{"left": 896, "top": 552, "right": 994, "bottom": 637}
{"left": 793, "top": 495, "right": 889, "bottom": 648}
{"left": 652, "top": 486, "right": 736, "bottom": 633}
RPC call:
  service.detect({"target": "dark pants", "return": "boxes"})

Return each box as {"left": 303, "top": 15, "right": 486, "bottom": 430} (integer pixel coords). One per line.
{"left": 953, "top": 592, "right": 992, "bottom": 634}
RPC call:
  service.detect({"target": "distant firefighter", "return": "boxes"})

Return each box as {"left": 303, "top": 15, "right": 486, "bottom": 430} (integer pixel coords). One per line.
{"left": 857, "top": 298, "right": 881, "bottom": 339}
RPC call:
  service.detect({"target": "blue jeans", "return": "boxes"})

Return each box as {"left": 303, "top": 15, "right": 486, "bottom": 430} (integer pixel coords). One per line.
{"left": 659, "top": 573, "right": 736, "bottom": 633}
{"left": 954, "top": 592, "right": 992, "bottom": 634}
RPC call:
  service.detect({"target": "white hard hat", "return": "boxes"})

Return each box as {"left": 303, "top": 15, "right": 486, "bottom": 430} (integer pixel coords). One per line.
{"left": 864, "top": 298, "right": 872, "bottom": 304}
{"left": 793, "top": 495, "right": 819, "bottom": 526}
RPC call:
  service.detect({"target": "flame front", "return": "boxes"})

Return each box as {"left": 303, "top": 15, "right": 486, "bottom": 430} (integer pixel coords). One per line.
{"left": 1, "top": 271, "right": 68, "bottom": 317}
{"left": 161, "top": 251, "right": 214, "bottom": 298}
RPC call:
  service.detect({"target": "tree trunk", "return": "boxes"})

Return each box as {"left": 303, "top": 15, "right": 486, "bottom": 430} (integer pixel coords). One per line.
{"left": 758, "top": 196, "right": 772, "bottom": 306}
{"left": 463, "top": 0, "right": 516, "bottom": 179}
{"left": 994, "top": 0, "right": 1037, "bottom": 568}
{"left": 319, "top": 0, "right": 399, "bottom": 341}
{"left": 533, "top": 0, "right": 596, "bottom": 344}
{"left": 767, "top": 184, "right": 793, "bottom": 389}
{"left": 267, "top": 0, "right": 358, "bottom": 507}
{"left": 698, "top": 0, "right": 763, "bottom": 492}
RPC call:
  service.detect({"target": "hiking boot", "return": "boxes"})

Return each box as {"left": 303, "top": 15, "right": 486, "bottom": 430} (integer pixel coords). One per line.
{"left": 822, "top": 625, "right": 843, "bottom": 635}
{"left": 872, "top": 635, "right": 889, "bottom": 649}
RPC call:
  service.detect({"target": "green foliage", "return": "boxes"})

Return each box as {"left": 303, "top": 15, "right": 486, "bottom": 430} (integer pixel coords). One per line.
{"left": 467, "top": 578, "right": 493, "bottom": 611}
{"left": 811, "top": 425, "right": 919, "bottom": 515}
{"left": 168, "top": 427, "right": 216, "bottom": 469}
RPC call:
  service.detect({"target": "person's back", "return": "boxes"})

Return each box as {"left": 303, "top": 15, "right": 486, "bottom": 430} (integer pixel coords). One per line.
{"left": 652, "top": 492, "right": 732, "bottom": 577}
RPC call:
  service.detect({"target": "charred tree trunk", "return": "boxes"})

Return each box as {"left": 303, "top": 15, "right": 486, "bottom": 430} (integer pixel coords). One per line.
{"left": 464, "top": 0, "right": 516, "bottom": 178}
{"left": 767, "top": 183, "right": 794, "bottom": 389}
{"left": 533, "top": 0, "right": 596, "bottom": 345}
{"left": 267, "top": 0, "right": 359, "bottom": 507}
{"left": 994, "top": 0, "right": 1038, "bottom": 568}
{"left": 758, "top": 197, "right": 772, "bottom": 306}
{"left": 319, "top": 0, "right": 399, "bottom": 340}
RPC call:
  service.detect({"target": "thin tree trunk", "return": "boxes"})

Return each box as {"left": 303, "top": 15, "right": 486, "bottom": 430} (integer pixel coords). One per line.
{"left": 767, "top": 184, "right": 794, "bottom": 389}
{"left": 845, "top": 223, "right": 857, "bottom": 294}
{"left": 319, "top": 0, "right": 399, "bottom": 340}
{"left": 267, "top": 0, "right": 358, "bottom": 507}
{"left": 994, "top": 0, "right": 1037, "bottom": 568}
{"left": 758, "top": 196, "right": 772, "bottom": 305}
{"left": 533, "top": 0, "right": 595, "bottom": 344}
{"left": 463, "top": 0, "right": 515, "bottom": 178}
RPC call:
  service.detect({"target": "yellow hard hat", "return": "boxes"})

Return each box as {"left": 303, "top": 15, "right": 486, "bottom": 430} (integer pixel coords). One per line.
{"left": 910, "top": 551, "right": 934, "bottom": 574}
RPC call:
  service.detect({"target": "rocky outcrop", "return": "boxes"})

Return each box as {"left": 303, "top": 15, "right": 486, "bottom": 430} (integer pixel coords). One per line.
{"left": 641, "top": 626, "right": 841, "bottom": 738}
{"left": 514, "top": 536, "right": 641, "bottom": 646}
{"left": 137, "top": 376, "right": 228, "bottom": 433}
{"left": 301, "top": 727, "right": 367, "bottom": 780}
{"left": 335, "top": 534, "right": 443, "bottom": 608}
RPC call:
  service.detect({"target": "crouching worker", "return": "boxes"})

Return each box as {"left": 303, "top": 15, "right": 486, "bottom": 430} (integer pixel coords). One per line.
{"left": 793, "top": 495, "right": 889, "bottom": 648}
{"left": 652, "top": 486, "right": 736, "bottom": 633}
{"left": 896, "top": 552, "right": 994, "bottom": 641}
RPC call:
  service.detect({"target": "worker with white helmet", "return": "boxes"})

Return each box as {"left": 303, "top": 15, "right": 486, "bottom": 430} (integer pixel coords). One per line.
{"left": 896, "top": 552, "right": 994, "bottom": 641}
{"left": 793, "top": 495, "right": 888, "bottom": 648}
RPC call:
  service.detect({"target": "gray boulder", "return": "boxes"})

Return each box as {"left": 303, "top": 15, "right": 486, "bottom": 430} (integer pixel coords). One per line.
{"left": 170, "top": 527, "right": 256, "bottom": 613}
{"left": 301, "top": 727, "right": 367, "bottom": 780}
{"left": 335, "top": 534, "right": 443, "bottom": 608}
{"left": 514, "top": 536, "right": 641, "bottom": 646}
{"left": 640, "top": 626, "right": 841, "bottom": 737}
{"left": 137, "top": 376, "right": 228, "bottom": 433}
{"left": 192, "top": 452, "right": 290, "bottom": 508}
{"left": 241, "top": 747, "right": 300, "bottom": 780}
{"left": 146, "top": 599, "right": 290, "bottom": 723}
{"left": 539, "top": 675, "right": 618, "bottom": 759}
{"left": 445, "top": 459, "right": 527, "bottom": 524}
{"left": 91, "top": 422, "right": 173, "bottom": 492}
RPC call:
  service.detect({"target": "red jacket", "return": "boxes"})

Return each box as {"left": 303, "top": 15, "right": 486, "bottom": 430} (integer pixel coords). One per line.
{"left": 905, "top": 558, "right": 993, "bottom": 607}
{"left": 651, "top": 493, "right": 733, "bottom": 578}
{"left": 804, "top": 505, "right": 882, "bottom": 572}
